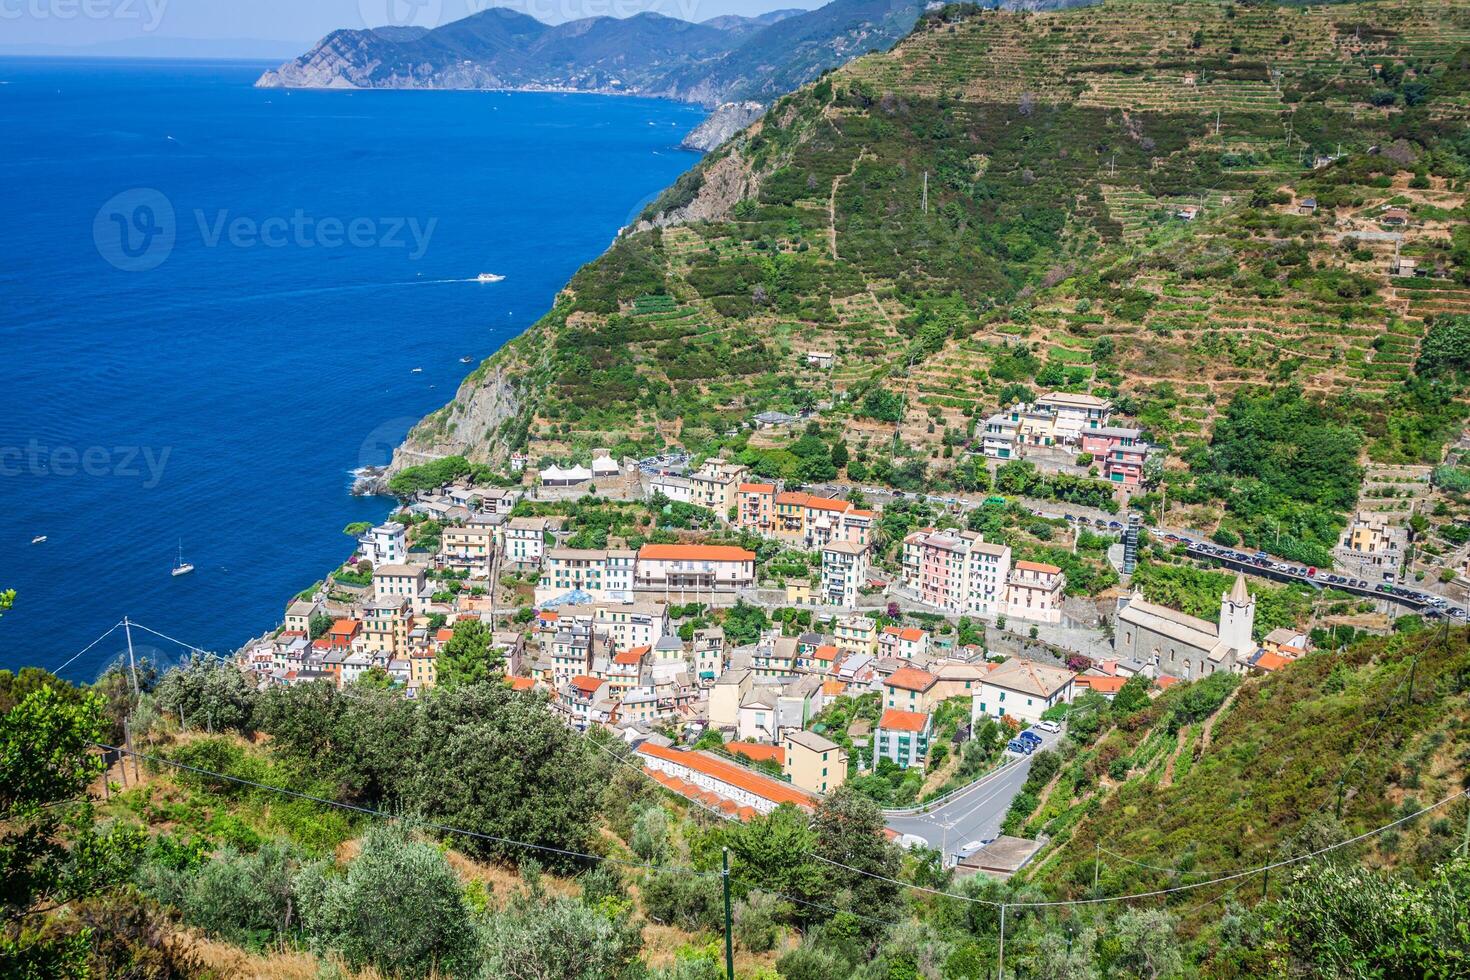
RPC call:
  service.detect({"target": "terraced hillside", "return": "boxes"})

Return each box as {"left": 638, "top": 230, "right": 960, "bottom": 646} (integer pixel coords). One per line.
{"left": 395, "top": 0, "right": 1470, "bottom": 544}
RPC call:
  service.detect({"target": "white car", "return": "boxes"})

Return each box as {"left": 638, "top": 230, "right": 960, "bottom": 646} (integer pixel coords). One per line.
{"left": 1034, "top": 720, "right": 1061, "bottom": 734}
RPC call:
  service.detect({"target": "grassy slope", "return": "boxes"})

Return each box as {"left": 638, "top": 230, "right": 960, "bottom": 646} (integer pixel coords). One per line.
{"left": 1021, "top": 622, "right": 1470, "bottom": 921}
{"left": 401, "top": 0, "right": 1469, "bottom": 479}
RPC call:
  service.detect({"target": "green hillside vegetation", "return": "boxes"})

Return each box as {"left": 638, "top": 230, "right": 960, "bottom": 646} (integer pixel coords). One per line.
{"left": 5, "top": 624, "right": 1470, "bottom": 977}
{"left": 401, "top": 0, "right": 1470, "bottom": 562}
{"left": 1022, "top": 621, "right": 1470, "bottom": 929}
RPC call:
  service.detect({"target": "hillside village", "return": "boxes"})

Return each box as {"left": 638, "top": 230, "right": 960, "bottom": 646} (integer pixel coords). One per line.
{"left": 235, "top": 424, "right": 1339, "bottom": 827}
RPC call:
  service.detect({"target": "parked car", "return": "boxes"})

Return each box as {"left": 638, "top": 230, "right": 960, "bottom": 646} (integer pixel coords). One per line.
{"left": 1035, "top": 720, "right": 1061, "bottom": 734}
{"left": 1018, "top": 730, "right": 1043, "bottom": 747}
{"left": 1007, "top": 738, "right": 1034, "bottom": 755}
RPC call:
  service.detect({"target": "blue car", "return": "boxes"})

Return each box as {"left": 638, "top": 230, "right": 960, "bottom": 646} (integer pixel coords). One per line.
{"left": 1007, "top": 738, "right": 1034, "bottom": 755}
{"left": 1018, "top": 730, "right": 1043, "bottom": 747}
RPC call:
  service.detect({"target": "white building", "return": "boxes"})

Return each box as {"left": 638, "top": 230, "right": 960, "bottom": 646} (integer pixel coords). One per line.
{"left": 973, "top": 659, "right": 1075, "bottom": 726}
{"left": 504, "top": 516, "right": 562, "bottom": 565}
{"left": 635, "top": 743, "right": 816, "bottom": 818}
{"left": 820, "top": 541, "right": 868, "bottom": 608}
{"left": 649, "top": 472, "right": 693, "bottom": 504}
{"left": 1034, "top": 391, "right": 1113, "bottom": 443}
{"left": 634, "top": 544, "right": 757, "bottom": 591}
{"left": 360, "top": 521, "right": 407, "bottom": 567}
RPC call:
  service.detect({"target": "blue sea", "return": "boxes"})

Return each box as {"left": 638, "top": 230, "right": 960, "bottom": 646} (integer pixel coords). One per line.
{"left": 0, "top": 58, "right": 704, "bottom": 680}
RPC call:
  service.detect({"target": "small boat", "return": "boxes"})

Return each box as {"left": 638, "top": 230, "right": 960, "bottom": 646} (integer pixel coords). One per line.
{"left": 172, "top": 542, "right": 194, "bottom": 577}
{"left": 31, "top": 535, "right": 46, "bottom": 544}
{"left": 411, "top": 367, "right": 423, "bottom": 373}
{"left": 476, "top": 273, "right": 504, "bottom": 283}
{"left": 460, "top": 355, "right": 473, "bottom": 363}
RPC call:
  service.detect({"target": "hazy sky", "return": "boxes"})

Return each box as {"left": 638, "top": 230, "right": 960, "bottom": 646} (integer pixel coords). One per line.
{"left": 1, "top": 0, "right": 826, "bottom": 47}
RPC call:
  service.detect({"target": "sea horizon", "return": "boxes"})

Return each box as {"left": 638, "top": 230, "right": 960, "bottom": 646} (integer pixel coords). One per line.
{"left": 0, "top": 56, "right": 704, "bottom": 680}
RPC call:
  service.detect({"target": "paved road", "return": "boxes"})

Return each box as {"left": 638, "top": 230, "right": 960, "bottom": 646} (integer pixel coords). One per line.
{"left": 885, "top": 729, "right": 1062, "bottom": 862}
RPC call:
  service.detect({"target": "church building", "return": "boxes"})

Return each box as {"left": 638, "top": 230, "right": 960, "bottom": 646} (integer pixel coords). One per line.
{"left": 1113, "top": 573, "right": 1256, "bottom": 680}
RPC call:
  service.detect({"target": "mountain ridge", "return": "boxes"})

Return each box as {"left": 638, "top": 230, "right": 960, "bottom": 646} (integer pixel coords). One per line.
{"left": 385, "top": 0, "right": 1470, "bottom": 564}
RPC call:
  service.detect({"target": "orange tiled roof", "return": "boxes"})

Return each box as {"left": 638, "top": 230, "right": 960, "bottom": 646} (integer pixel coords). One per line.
{"left": 636, "top": 743, "right": 815, "bottom": 809}
{"left": 811, "top": 644, "right": 838, "bottom": 662}
{"left": 885, "top": 666, "right": 937, "bottom": 691}
{"left": 1253, "top": 651, "right": 1291, "bottom": 672}
{"left": 330, "top": 618, "right": 360, "bottom": 634}
{"left": 435, "top": 628, "right": 455, "bottom": 643}
{"left": 822, "top": 679, "right": 846, "bottom": 697}
{"left": 878, "top": 708, "right": 931, "bottom": 733}
{"left": 726, "top": 742, "right": 785, "bottom": 765}
{"left": 613, "top": 645, "right": 650, "bottom": 666}
{"left": 1154, "top": 675, "right": 1181, "bottom": 689}
{"left": 1015, "top": 560, "right": 1062, "bottom": 575}
{"left": 638, "top": 544, "right": 756, "bottom": 562}
{"left": 1077, "top": 675, "right": 1127, "bottom": 694}
{"left": 569, "top": 675, "right": 603, "bottom": 694}
{"left": 883, "top": 626, "right": 926, "bottom": 643}
{"left": 505, "top": 676, "right": 536, "bottom": 691}
{"left": 739, "top": 483, "right": 776, "bottom": 494}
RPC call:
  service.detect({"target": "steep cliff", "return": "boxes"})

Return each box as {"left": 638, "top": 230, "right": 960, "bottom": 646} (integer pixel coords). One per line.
{"left": 679, "top": 101, "right": 767, "bottom": 152}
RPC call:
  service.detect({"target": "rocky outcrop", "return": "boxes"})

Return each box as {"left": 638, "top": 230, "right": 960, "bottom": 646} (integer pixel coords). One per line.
{"left": 680, "top": 101, "right": 766, "bottom": 152}
{"left": 385, "top": 350, "right": 528, "bottom": 479}
{"left": 633, "top": 143, "right": 762, "bottom": 231}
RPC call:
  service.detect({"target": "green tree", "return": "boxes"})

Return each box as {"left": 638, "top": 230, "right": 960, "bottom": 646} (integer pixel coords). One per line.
{"left": 342, "top": 521, "right": 373, "bottom": 538}
{"left": 435, "top": 618, "right": 503, "bottom": 689}
{"left": 811, "top": 787, "right": 904, "bottom": 931}
{"left": 481, "top": 884, "right": 645, "bottom": 980}
{"left": 1104, "top": 908, "right": 1182, "bottom": 979}
{"left": 727, "top": 803, "right": 824, "bottom": 914}
{"left": 307, "top": 614, "right": 333, "bottom": 641}
{"left": 407, "top": 684, "right": 599, "bottom": 868}
{"left": 1, "top": 689, "right": 143, "bottom": 974}
{"left": 294, "top": 823, "right": 477, "bottom": 979}
{"left": 1265, "top": 855, "right": 1470, "bottom": 977}
{"left": 153, "top": 657, "right": 258, "bottom": 734}
{"left": 1111, "top": 673, "right": 1151, "bottom": 715}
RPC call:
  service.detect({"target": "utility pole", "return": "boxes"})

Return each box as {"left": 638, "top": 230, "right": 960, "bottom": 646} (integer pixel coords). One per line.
{"left": 722, "top": 848, "right": 734, "bottom": 980}
{"left": 124, "top": 616, "right": 141, "bottom": 706}
{"left": 1215, "top": 107, "right": 1221, "bottom": 137}
{"left": 1093, "top": 842, "right": 1101, "bottom": 892}
{"left": 922, "top": 171, "right": 929, "bottom": 214}
{"left": 997, "top": 904, "right": 1007, "bottom": 980}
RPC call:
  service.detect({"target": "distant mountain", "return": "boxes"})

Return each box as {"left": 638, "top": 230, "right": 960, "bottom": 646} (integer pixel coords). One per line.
{"left": 256, "top": 0, "right": 930, "bottom": 105}
{"left": 699, "top": 9, "right": 807, "bottom": 34}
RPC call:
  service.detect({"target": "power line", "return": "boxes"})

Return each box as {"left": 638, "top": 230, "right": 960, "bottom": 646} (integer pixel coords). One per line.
{"left": 49, "top": 620, "right": 124, "bottom": 677}
{"left": 94, "top": 740, "right": 720, "bottom": 881}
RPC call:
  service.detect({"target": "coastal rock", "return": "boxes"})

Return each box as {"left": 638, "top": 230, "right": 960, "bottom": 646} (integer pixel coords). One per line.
{"left": 679, "top": 101, "right": 766, "bottom": 153}
{"left": 386, "top": 350, "right": 527, "bottom": 478}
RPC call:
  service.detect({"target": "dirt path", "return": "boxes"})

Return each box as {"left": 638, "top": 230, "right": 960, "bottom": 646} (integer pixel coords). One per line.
{"left": 1159, "top": 724, "right": 1190, "bottom": 789}
{"left": 1197, "top": 684, "right": 1243, "bottom": 756}
{"left": 829, "top": 148, "right": 868, "bottom": 261}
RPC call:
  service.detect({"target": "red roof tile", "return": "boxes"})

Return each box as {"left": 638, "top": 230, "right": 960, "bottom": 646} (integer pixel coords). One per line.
{"left": 636, "top": 744, "right": 815, "bottom": 809}
{"left": 885, "top": 666, "right": 937, "bottom": 691}
{"left": 638, "top": 544, "right": 755, "bottom": 562}
{"left": 879, "top": 708, "right": 931, "bottom": 733}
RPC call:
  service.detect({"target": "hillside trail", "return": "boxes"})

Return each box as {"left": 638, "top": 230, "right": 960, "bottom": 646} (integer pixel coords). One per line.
{"left": 829, "top": 148, "right": 869, "bottom": 260}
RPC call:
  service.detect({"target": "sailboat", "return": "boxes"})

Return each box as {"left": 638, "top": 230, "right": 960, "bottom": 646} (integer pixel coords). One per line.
{"left": 172, "top": 542, "right": 194, "bottom": 577}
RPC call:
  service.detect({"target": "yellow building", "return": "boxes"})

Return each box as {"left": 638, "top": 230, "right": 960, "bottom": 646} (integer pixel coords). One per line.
{"left": 835, "top": 614, "right": 878, "bottom": 657}
{"left": 782, "top": 729, "right": 847, "bottom": 795}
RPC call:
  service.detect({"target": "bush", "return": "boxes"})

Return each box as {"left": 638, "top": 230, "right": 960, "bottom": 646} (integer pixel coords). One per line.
{"left": 734, "top": 891, "right": 783, "bottom": 952}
